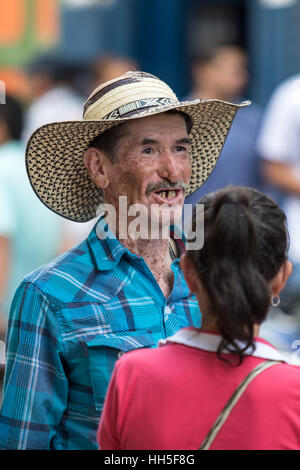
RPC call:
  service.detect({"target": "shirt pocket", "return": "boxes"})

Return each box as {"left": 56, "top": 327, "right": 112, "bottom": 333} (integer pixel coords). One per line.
{"left": 85, "top": 331, "right": 156, "bottom": 411}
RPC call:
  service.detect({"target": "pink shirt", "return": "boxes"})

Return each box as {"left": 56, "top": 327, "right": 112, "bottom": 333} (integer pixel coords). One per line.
{"left": 98, "top": 328, "right": 300, "bottom": 450}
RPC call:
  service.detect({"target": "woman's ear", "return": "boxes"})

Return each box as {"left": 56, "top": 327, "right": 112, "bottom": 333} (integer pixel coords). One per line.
{"left": 180, "top": 254, "right": 199, "bottom": 294}
{"left": 271, "top": 260, "right": 293, "bottom": 297}
{"left": 83, "top": 147, "right": 110, "bottom": 189}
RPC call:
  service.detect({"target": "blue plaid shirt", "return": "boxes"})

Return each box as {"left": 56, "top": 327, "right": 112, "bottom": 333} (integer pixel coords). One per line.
{"left": 0, "top": 218, "right": 201, "bottom": 450}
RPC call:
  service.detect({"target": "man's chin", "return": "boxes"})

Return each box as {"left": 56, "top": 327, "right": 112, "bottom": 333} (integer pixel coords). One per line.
{"left": 117, "top": 200, "right": 184, "bottom": 240}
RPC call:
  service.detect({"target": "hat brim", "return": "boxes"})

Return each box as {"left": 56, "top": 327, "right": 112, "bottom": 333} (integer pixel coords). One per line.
{"left": 26, "top": 99, "right": 250, "bottom": 222}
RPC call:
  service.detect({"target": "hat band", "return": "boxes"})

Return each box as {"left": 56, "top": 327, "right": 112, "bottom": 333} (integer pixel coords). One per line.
{"left": 102, "top": 97, "right": 177, "bottom": 120}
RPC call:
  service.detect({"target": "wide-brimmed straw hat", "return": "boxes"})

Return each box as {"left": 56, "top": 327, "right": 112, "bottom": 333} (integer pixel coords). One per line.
{"left": 26, "top": 71, "right": 250, "bottom": 222}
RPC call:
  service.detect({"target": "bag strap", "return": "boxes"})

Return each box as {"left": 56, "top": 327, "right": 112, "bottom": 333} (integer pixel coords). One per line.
{"left": 199, "top": 360, "right": 282, "bottom": 450}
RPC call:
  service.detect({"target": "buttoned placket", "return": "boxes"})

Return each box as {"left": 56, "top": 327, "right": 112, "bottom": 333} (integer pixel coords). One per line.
{"left": 128, "top": 254, "right": 181, "bottom": 338}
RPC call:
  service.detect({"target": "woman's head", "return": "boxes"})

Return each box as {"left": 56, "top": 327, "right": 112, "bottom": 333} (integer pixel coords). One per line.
{"left": 181, "top": 186, "right": 292, "bottom": 364}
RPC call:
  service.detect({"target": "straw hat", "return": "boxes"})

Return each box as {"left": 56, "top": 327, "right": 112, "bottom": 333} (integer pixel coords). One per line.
{"left": 26, "top": 71, "right": 250, "bottom": 222}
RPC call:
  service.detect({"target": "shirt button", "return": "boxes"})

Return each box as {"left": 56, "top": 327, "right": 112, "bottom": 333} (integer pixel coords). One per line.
{"left": 118, "top": 351, "right": 125, "bottom": 359}
{"left": 164, "top": 306, "right": 172, "bottom": 315}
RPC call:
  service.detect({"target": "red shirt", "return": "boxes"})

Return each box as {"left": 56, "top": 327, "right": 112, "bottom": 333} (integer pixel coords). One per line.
{"left": 98, "top": 328, "right": 300, "bottom": 450}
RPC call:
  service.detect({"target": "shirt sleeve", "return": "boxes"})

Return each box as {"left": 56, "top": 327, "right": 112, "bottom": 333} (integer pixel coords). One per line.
{"left": 257, "top": 80, "right": 299, "bottom": 164}
{"left": 0, "top": 282, "right": 68, "bottom": 449}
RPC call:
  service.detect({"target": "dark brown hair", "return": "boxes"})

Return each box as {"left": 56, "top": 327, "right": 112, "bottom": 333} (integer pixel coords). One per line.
{"left": 191, "top": 44, "right": 247, "bottom": 69}
{"left": 187, "top": 186, "right": 289, "bottom": 365}
{"left": 88, "top": 110, "right": 193, "bottom": 164}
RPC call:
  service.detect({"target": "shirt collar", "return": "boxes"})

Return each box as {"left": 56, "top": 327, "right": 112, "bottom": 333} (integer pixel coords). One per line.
{"left": 88, "top": 216, "right": 187, "bottom": 272}
{"left": 159, "top": 328, "right": 288, "bottom": 363}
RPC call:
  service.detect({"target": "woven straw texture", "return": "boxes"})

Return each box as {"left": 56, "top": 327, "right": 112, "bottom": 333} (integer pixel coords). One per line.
{"left": 26, "top": 74, "right": 249, "bottom": 222}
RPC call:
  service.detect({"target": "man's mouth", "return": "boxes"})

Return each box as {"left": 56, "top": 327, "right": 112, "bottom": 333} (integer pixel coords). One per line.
{"left": 152, "top": 188, "right": 182, "bottom": 203}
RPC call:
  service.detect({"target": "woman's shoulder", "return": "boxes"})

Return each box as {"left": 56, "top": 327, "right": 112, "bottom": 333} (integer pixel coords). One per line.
{"left": 266, "top": 361, "right": 300, "bottom": 383}
{"left": 249, "top": 360, "right": 300, "bottom": 405}
{"left": 115, "top": 340, "right": 193, "bottom": 378}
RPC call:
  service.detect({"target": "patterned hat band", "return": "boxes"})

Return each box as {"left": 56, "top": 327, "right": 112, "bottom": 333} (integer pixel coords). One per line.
{"left": 101, "top": 97, "right": 177, "bottom": 120}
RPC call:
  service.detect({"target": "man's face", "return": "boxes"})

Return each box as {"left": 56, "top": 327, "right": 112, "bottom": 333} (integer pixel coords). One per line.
{"left": 103, "top": 113, "right": 192, "bottom": 231}
{"left": 211, "top": 49, "right": 248, "bottom": 99}
{"left": 194, "top": 48, "right": 248, "bottom": 100}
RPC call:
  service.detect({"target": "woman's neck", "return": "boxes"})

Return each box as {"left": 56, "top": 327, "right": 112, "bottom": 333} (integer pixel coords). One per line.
{"left": 199, "top": 313, "right": 261, "bottom": 338}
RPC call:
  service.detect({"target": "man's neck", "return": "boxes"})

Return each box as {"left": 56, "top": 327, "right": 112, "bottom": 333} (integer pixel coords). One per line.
{"left": 117, "top": 221, "right": 176, "bottom": 298}
{"left": 122, "top": 236, "right": 169, "bottom": 257}
{"left": 123, "top": 237, "right": 174, "bottom": 296}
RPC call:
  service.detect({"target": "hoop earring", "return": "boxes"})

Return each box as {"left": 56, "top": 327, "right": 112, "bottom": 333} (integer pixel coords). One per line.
{"left": 271, "top": 295, "right": 280, "bottom": 307}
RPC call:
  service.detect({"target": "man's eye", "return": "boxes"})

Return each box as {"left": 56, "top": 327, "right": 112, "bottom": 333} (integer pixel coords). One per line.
{"left": 176, "top": 146, "right": 187, "bottom": 152}
{"left": 142, "top": 147, "right": 153, "bottom": 154}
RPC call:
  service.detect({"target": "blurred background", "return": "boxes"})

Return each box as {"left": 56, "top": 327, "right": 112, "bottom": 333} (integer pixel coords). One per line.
{"left": 1, "top": 0, "right": 300, "bottom": 105}
{"left": 1, "top": 0, "right": 300, "bottom": 377}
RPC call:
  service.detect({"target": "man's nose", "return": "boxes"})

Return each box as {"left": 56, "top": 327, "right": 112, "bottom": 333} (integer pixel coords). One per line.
{"left": 158, "top": 150, "right": 181, "bottom": 182}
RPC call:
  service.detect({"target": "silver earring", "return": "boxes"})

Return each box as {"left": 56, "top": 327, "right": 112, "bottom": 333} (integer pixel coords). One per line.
{"left": 271, "top": 295, "right": 280, "bottom": 307}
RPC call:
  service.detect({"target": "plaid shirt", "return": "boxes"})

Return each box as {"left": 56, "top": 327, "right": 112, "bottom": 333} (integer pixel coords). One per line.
{"left": 0, "top": 217, "right": 201, "bottom": 450}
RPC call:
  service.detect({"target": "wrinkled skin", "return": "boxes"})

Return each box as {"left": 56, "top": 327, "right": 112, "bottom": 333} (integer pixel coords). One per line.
{"left": 84, "top": 113, "right": 192, "bottom": 297}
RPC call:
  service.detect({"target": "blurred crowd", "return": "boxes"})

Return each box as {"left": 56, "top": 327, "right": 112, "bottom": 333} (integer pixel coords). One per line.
{"left": 1, "top": 45, "right": 300, "bottom": 378}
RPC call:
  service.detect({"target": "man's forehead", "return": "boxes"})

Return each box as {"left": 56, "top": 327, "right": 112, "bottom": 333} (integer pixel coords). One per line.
{"left": 124, "top": 112, "right": 188, "bottom": 137}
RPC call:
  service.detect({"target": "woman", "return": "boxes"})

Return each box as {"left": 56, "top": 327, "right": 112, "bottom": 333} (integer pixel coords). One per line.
{"left": 98, "top": 186, "right": 300, "bottom": 450}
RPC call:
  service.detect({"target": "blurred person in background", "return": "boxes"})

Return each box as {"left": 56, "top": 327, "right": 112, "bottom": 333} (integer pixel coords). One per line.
{"left": 184, "top": 45, "right": 263, "bottom": 209}
{"left": 185, "top": 45, "right": 248, "bottom": 102}
{"left": 0, "top": 95, "right": 64, "bottom": 338}
{"left": 22, "top": 54, "right": 97, "bottom": 249}
{"left": 89, "top": 54, "right": 138, "bottom": 92}
{"left": 98, "top": 186, "right": 300, "bottom": 451}
{"left": 257, "top": 75, "right": 300, "bottom": 318}
{"left": 22, "top": 54, "right": 84, "bottom": 144}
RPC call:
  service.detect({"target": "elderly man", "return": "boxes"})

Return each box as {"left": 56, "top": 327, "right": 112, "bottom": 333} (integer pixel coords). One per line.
{"left": 0, "top": 71, "right": 246, "bottom": 449}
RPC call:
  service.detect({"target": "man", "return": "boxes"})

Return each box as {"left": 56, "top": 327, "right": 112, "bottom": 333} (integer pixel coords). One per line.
{"left": 0, "top": 71, "right": 246, "bottom": 449}
{"left": 184, "top": 45, "right": 263, "bottom": 209}
{"left": 186, "top": 45, "right": 248, "bottom": 103}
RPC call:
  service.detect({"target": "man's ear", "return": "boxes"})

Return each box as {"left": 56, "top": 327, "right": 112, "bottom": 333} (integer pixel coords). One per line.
{"left": 83, "top": 147, "right": 110, "bottom": 189}
{"left": 180, "top": 254, "right": 199, "bottom": 294}
{"left": 271, "top": 260, "right": 293, "bottom": 297}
